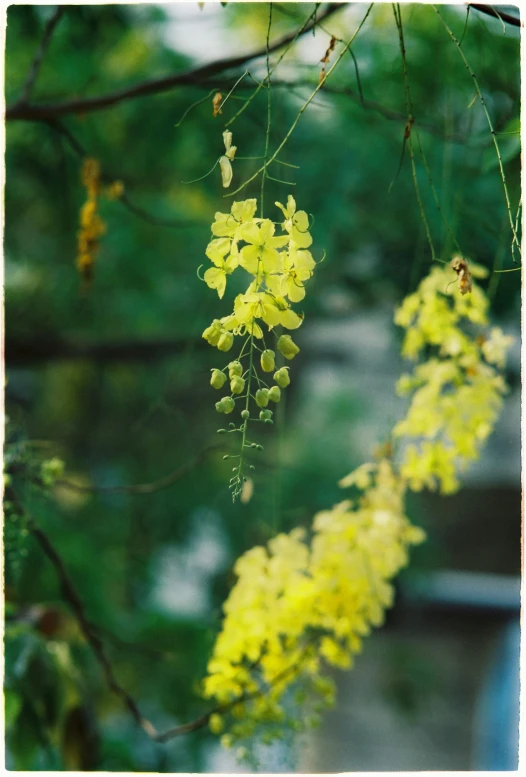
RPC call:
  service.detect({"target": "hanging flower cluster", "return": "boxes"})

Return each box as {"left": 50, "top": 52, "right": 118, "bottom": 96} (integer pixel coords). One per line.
{"left": 393, "top": 260, "right": 513, "bottom": 493}
{"left": 202, "top": 459, "right": 424, "bottom": 752}
{"left": 76, "top": 158, "right": 124, "bottom": 284}
{"left": 201, "top": 195, "right": 316, "bottom": 500}
{"left": 202, "top": 259, "right": 513, "bottom": 757}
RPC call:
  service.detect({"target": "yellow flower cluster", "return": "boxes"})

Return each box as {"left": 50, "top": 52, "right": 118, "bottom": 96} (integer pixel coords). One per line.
{"left": 202, "top": 259, "right": 513, "bottom": 756}
{"left": 76, "top": 158, "right": 124, "bottom": 283}
{"left": 202, "top": 459, "right": 424, "bottom": 749}
{"left": 393, "top": 261, "right": 513, "bottom": 493}
{"left": 201, "top": 195, "right": 316, "bottom": 499}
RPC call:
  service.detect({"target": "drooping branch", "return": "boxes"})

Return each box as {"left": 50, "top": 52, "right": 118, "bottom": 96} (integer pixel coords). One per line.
{"left": 6, "top": 3, "right": 343, "bottom": 122}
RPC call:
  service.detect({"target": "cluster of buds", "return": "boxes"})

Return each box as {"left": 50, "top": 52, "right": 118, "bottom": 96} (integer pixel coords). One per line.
{"left": 200, "top": 196, "right": 315, "bottom": 499}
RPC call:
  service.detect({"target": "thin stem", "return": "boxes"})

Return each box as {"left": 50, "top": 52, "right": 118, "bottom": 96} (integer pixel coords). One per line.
{"left": 393, "top": 4, "right": 438, "bottom": 263}
{"left": 227, "top": 4, "right": 374, "bottom": 198}
{"left": 433, "top": 5, "right": 521, "bottom": 262}
{"left": 260, "top": 3, "right": 273, "bottom": 218}
{"left": 225, "top": 3, "right": 321, "bottom": 129}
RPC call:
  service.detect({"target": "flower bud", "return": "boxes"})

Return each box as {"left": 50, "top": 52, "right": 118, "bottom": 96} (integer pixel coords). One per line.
{"left": 217, "top": 332, "right": 234, "bottom": 352}
{"left": 260, "top": 349, "right": 276, "bottom": 372}
{"left": 210, "top": 369, "right": 226, "bottom": 389}
{"left": 230, "top": 375, "right": 245, "bottom": 394}
{"left": 219, "top": 156, "right": 233, "bottom": 188}
{"left": 228, "top": 360, "right": 243, "bottom": 378}
{"left": 241, "top": 409, "right": 250, "bottom": 420}
{"left": 222, "top": 397, "right": 235, "bottom": 414}
{"left": 277, "top": 334, "right": 300, "bottom": 360}
{"left": 273, "top": 367, "right": 290, "bottom": 388}
{"left": 255, "top": 388, "right": 269, "bottom": 408}
{"left": 202, "top": 319, "right": 222, "bottom": 346}
{"left": 268, "top": 386, "right": 281, "bottom": 403}
{"left": 259, "top": 409, "right": 273, "bottom": 421}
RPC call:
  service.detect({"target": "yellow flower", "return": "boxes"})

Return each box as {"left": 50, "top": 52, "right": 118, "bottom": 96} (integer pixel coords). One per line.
{"left": 482, "top": 327, "right": 514, "bottom": 369}
{"left": 204, "top": 238, "right": 239, "bottom": 298}
{"left": 238, "top": 219, "right": 289, "bottom": 275}
{"left": 275, "top": 195, "right": 313, "bottom": 249}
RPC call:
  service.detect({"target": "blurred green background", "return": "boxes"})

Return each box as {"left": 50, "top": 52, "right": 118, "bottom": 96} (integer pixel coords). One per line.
{"left": 3, "top": 2, "right": 521, "bottom": 771}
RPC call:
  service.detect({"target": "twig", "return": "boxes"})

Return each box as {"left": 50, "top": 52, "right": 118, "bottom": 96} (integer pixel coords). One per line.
{"left": 57, "top": 445, "right": 219, "bottom": 496}
{"left": 6, "top": 4, "right": 343, "bottom": 122}
{"left": 20, "top": 7, "right": 65, "bottom": 104}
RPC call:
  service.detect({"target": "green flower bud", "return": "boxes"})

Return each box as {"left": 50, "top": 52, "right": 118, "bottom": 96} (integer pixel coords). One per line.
{"left": 273, "top": 366, "right": 290, "bottom": 388}
{"left": 202, "top": 319, "right": 222, "bottom": 346}
{"left": 210, "top": 369, "right": 226, "bottom": 389}
{"left": 230, "top": 375, "right": 245, "bottom": 394}
{"left": 228, "top": 360, "right": 243, "bottom": 377}
{"left": 222, "top": 397, "right": 235, "bottom": 414}
{"left": 260, "top": 349, "right": 276, "bottom": 372}
{"left": 217, "top": 332, "right": 234, "bottom": 352}
{"left": 241, "top": 409, "right": 250, "bottom": 420}
{"left": 255, "top": 388, "right": 269, "bottom": 408}
{"left": 215, "top": 396, "right": 235, "bottom": 414}
{"left": 277, "top": 334, "right": 300, "bottom": 360}
{"left": 259, "top": 409, "right": 273, "bottom": 421}
{"left": 268, "top": 386, "right": 281, "bottom": 403}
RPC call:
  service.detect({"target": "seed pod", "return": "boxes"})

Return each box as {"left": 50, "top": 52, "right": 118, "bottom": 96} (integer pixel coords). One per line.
{"left": 255, "top": 388, "right": 270, "bottom": 408}
{"left": 228, "top": 360, "right": 243, "bottom": 378}
{"left": 210, "top": 369, "right": 227, "bottom": 389}
{"left": 217, "top": 332, "right": 234, "bottom": 352}
{"left": 260, "top": 349, "right": 276, "bottom": 372}
{"left": 230, "top": 375, "right": 245, "bottom": 394}
{"left": 277, "top": 334, "right": 300, "bottom": 360}
{"left": 259, "top": 409, "right": 273, "bottom": 421}
{"left": 241, "top": 409, "right": 250, "bottom": 420}
{"left": 268, "top": 386, "right": 281, "bottom": 403}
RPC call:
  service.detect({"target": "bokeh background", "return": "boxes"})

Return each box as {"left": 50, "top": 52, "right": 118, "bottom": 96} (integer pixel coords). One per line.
{"left": 3, "top": 2, "right": 521, "bottom": 771}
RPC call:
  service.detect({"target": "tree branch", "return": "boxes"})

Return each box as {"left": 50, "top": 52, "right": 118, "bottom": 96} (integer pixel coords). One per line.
{"left": 19, "top": 6, "right": 65, "bottom": 104}
{"left": 5, "top": 334, "right": 205, "bottom": 366}
{"left": 6, "top": 3, "right": 343, "bottom": 122}
{"left": 469, "top": 4, "right": 522, "bottom": 28}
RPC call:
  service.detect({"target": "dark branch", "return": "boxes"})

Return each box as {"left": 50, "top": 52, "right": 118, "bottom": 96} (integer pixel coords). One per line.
{"left": 20, "top": 6, "right": 65, "bottom": 104}
{"left": 57, "top": 445, "right": 219, "bottom": 496}
{"left": 6, "top": 4, "right": 343, "bottom": 122}
{"left": 469, "top": 4, "right": 522, "bottom": 28}
{"left": 5, "top": 335, "right": 204, "bottom": 366}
